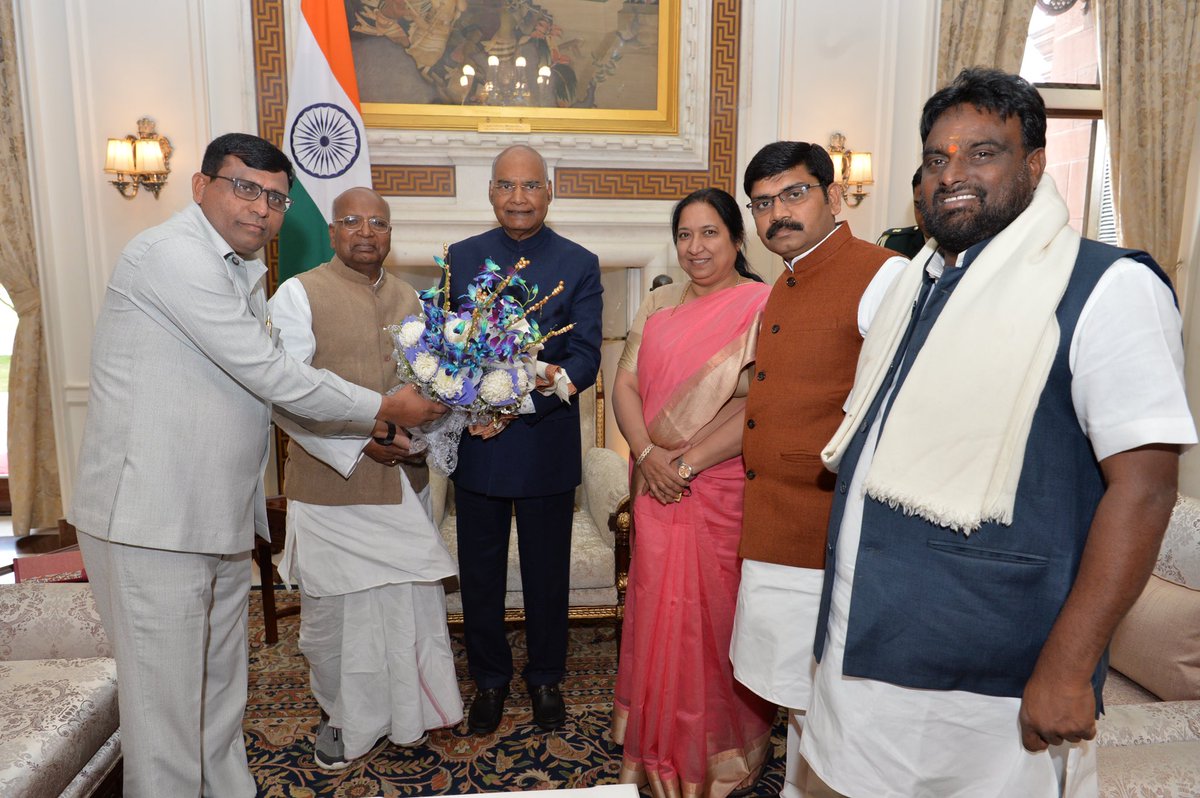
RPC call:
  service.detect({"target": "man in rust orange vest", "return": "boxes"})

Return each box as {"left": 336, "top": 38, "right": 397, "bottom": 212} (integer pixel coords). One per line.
{"left": 730, "top": 141, "right": 907, "bottom": 797}
{"left": 269, "top": 188, "right": 463, "bottom": 771}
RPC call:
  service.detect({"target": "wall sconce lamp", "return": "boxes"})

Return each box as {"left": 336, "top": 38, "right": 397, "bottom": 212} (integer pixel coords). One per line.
{"left": 104, "top": 117, "right": 172, "bottom": 199}
{"left": 827, "top": 132, "right": 874, "bottom": 208}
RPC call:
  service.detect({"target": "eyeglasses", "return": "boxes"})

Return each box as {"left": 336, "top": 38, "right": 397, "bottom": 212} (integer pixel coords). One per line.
{"left": 745, "top": 182, "right": 823, "bottom": 216}
{"left": 332, "top": 215, "right": 392, "bottom": 234}
{"left": 492, "top": 180, "right": 546, "bottom": 194}
{"left": 205, "top": 174, "right": 293, "bottom": 213}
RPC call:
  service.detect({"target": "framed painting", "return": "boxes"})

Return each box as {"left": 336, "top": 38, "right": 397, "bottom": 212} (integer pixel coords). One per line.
{"left": 350, "top": 0, "right": 680, "bottom": 134}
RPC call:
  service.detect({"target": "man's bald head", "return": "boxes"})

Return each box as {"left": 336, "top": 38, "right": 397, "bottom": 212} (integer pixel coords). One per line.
{"left": 332, "top": 187, "right": 389, "bottom": 221}
{"left": 488, "top": 145, "right": 552, "bottom": 241}
{"left": 328, "top": 187, "right": 392, "bottom": 278}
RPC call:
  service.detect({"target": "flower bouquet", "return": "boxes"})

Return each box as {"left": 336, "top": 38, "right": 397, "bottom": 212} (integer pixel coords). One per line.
{"left": 386, "top": 252, "right": 574, "bottom": 475}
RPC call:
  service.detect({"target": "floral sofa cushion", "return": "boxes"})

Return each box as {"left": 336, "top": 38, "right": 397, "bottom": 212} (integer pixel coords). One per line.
{"left": 1157, "top": 495, "right": 1200, "bottom": 589}
{"left": 0, "top": 582, "right": 111, "bottom": 661}
{"left": 1095, "top": 495, "right": 1200, "bottom": 797}
{"left": 1098, "top": 701, "right": 1200, "bottom": 798}
{"left": 1109, "top": 495, "right": 1200, "bottom": 702}
{"left": 1099, "top": 742, "right": 1200, "bottom": 798}
{"left": 1109, "top": 574, "right": 1200, "bottom": 701}
{"left": 0, "top": 656, "right": 119, "bottom": 798}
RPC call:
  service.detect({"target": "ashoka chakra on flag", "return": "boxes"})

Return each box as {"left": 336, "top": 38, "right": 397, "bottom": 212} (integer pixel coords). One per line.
{"left": 289, "top": 102, "right": 361, "bottom": 179}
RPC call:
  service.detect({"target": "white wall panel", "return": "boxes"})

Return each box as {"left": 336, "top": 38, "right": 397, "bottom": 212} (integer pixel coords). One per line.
{"left": 16, "top": 0, "right": 251, "bottom": 503}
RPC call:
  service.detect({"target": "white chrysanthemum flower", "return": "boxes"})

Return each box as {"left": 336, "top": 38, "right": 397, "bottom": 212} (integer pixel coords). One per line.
{"left": 398, "top": 320, "right": 425, "bottom": 348}
{"left": 444, "top": 318, "right": 471, "bottom": 345}
{"left": 479, "top": 369, "right": 516, "bottom": 404}
{"left": 432, "top": 369, "right": 465, "bottom": 400}
{"left": 412, "top": 352, "right": 439, "bottom": 382}
{"left": 515, "top": 367, "right": 531, "bottom": 393}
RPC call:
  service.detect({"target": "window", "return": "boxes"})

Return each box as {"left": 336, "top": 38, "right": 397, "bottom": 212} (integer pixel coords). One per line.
{"left": 1020, "top": 0, "right": 1117, "bottom": 244}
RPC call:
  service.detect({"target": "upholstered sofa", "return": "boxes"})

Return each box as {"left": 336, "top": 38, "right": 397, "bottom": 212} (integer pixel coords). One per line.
{"left": 1097, "top": 494, "right": 1200, "bottom": 796}
{"left": 429, "top": 375, "right": 632, "bottom": 625}
{"left": 0, "top": 582, "right": 121, "bottom": 797}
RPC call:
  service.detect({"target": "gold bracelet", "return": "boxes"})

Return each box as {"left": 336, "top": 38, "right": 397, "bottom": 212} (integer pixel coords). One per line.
{"left": 635, "top": 443, "right": 655, "bottom": 466}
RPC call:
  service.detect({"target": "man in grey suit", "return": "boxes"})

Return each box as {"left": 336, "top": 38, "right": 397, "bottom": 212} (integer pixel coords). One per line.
{"left": 70, "top": 133, "right": 446, "bottom": 798}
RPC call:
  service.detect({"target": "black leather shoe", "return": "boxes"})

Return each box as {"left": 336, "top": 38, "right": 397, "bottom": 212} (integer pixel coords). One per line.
{"left": 468, "top": 685, "right": 509, "bottom": 734}
{"left": 529, "top": 683, "right": 566, "bottom": 730}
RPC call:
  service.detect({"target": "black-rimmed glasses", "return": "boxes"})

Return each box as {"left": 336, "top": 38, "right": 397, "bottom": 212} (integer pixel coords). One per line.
{"left": 745, "top": 182, "right": 823, "bottom": 216}
{"left": 332, "top": 215, "right": 392, "bottom": 234}
{"left": 204, "top": 174, "right": 293, "bottom": 213}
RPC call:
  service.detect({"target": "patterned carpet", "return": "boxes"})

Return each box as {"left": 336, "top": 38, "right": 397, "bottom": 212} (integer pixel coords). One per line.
{"left": 245, "top": 592, "right": 787, "bottom": 796}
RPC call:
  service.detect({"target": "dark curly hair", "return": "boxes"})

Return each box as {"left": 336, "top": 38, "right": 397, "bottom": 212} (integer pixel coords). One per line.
{"left": 920, "top": 67, "right": 1046, "bottom": 153}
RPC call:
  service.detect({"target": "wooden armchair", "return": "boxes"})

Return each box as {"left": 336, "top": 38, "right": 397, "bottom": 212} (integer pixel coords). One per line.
{"left": 254, "top": 495, "right": 298, "bottom": 645}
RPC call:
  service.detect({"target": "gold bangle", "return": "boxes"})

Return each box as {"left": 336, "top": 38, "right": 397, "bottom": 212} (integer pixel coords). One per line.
{"left": 635, "top": 443, "right": 655, "bottom": 466}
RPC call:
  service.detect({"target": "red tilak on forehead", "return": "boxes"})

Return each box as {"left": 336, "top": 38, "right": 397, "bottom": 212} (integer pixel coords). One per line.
{"left": 948, "top": 144, "right": 959, "bottom": 154}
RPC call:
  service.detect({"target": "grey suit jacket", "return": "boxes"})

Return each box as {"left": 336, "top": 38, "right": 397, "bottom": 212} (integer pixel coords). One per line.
{"left": 70, "top": 204, "right": 381, "bottom": 555}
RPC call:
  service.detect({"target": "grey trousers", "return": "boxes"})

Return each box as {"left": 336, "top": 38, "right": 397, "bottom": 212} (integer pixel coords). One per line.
{"left": 78, "top": 531, "right": 256, "bottom": 798}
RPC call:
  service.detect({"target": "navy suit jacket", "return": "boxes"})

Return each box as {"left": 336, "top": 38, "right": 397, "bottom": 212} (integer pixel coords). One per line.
{"left": 447, "top": 225, "right": 603, "bottom": 497}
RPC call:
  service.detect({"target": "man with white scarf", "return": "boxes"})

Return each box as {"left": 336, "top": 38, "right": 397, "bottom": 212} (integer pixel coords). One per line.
{"left": 799, "top": 68, "right": 1196, "bottom": 797}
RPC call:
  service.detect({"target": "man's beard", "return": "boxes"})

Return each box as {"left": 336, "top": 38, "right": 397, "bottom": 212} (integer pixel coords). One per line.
{"left": 919, "top": 167, "right": 1034, "bottom": 255}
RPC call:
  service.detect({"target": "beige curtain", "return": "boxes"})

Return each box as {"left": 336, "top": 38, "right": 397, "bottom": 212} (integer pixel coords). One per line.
{"left": 0, "top": 3, "right": 62, "bottom": 535}
{"left": 937, "top": 0, "right": 1036, "bottom": 86}
{"left": 1098, "top": 1, "right": 1200, "bottom": 284}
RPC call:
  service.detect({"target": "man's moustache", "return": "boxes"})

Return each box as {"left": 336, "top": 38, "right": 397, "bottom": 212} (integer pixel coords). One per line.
{"left": 766, "top": 219, "right": 804, "bottom": 240}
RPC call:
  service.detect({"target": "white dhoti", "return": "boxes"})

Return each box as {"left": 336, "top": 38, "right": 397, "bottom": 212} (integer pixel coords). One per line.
{"left": 730, "top": 559, "right": 824, "bottom": 798}
{"left": 280, "top": 480, "right": 463, "bottom": 758}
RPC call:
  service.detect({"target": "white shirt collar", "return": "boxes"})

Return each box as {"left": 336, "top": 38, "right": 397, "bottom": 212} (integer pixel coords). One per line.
{"left": 784, "top": 222, "right": 841, "bottom": 272}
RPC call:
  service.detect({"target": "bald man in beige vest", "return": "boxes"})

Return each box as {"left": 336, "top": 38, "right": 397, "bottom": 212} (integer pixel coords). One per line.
{"left": 269, "top": 188, "right": 463, "bottom": 771}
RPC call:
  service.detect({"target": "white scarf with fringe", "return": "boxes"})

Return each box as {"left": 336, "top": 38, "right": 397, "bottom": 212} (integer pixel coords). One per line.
{"left": 822, "top": 175, "right": 1080, "bottom": 533}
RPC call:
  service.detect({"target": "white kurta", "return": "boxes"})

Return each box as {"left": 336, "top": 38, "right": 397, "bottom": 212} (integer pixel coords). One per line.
{"left": 800, "top": 257, "right": 1198, "bottom": 797}
{"left": 268, "top": 278, "right": 463, "bottom": 757}
{"left": 730, "top": 241, "right": 907, "bottom": 713}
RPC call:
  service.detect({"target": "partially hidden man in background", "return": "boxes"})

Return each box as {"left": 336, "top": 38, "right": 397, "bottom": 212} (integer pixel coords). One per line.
{"left": 70, "top": 134, "right": 446, "bottom": 797}
{"left": 448, "top": 145, "right": 603, "bottom": 735}
{"left": 801, "top": 68, "right": 1197, "bottom": 797}
{"left": 730, "top": 140, "right": 906, "bottom": 798}
{"left": 269, "top": 187, "right": 463, "bottom": 771}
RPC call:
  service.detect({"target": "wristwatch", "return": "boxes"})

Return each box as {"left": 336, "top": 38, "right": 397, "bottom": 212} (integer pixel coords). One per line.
{"left": 374, "top": 420, "right": 397, "bottom": 447}
{"left": 676, "top": 459, "right": 694, "bottom": 480}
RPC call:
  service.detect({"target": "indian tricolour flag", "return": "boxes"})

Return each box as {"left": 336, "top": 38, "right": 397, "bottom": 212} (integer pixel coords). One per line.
{"left": 278, "top": 0, "right": 372, "bottom": 283}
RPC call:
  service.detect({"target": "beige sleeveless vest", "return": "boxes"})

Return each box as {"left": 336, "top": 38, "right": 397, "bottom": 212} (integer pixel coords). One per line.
{"left": 284, "top": 259, "right": 429, "bottom": 505}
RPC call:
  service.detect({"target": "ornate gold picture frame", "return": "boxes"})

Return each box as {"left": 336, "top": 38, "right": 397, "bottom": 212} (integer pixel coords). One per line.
{"left": 353, "top": 0, "right": 680, "bottom": 134}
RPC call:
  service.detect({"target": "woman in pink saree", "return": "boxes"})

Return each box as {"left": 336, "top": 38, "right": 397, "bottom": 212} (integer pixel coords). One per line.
{"left": 611, "top": 188, "right": 775, "bottom": 798}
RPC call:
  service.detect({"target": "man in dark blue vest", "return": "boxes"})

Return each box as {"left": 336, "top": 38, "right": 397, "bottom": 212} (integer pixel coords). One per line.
{"left": 448, "top": 145, "right": 603, "bottom": 735}
{"left": 799, "top": 68, "right": 1196, "bottom": 797}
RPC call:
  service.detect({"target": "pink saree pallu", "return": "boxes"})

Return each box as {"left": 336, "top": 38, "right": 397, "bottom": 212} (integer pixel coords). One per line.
{"left": 613, "top": 283, "right": 775, "bottom": 798}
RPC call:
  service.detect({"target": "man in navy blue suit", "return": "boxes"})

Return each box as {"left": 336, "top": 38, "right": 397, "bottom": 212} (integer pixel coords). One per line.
{"left": 448, "top": 145, "right": 603, "bottom": 734}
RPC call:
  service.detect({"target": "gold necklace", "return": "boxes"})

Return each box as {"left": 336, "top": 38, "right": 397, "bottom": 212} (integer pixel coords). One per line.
{"left": 676, "top": 282, "right": 692, "bottom": 307}
{"left": 675, "top": 275, "right": 745, "bottom": 311}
